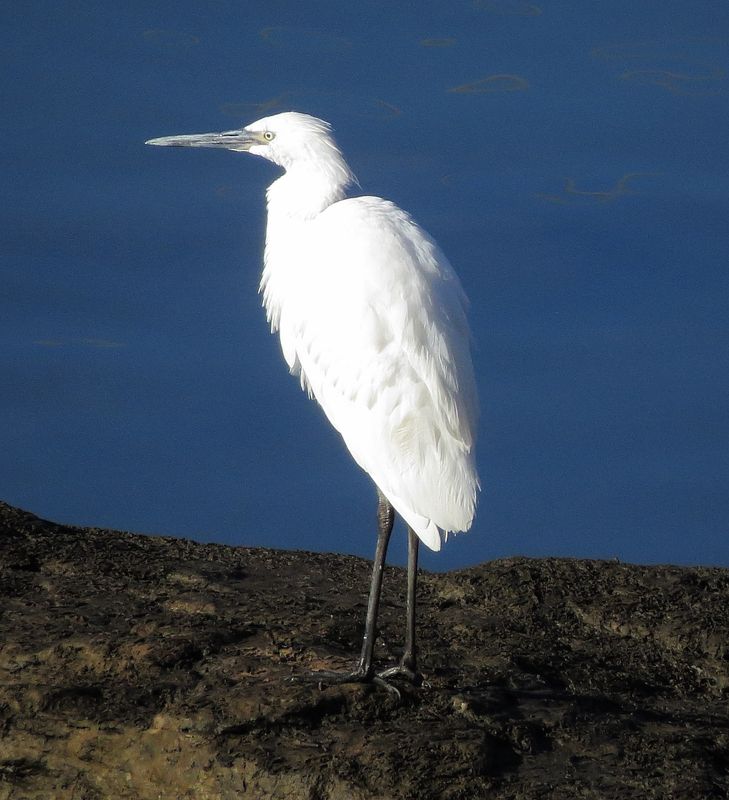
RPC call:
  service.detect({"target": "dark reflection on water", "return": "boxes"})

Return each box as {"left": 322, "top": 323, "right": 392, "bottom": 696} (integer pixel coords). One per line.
{"left": 420, "top": 38, "right": 457, "bottom": 48}
{"left": 448, "top": 75, "right": 529, "bottom": 94}
{"left": 592, "top": 37, "right": 729, "bottom": 95}
{"left": 221, "top": 93, "right": 402, "bottom": 122}
{"left": 591, "top": 38, "right": 729, "bottom": 62}
{"left": 620, "top": 68, "right": 724, "bottom": 96}
{"left": 142, "top": 29, "right": 200, "bottom": 50}
{"left": 536, "top": 174, "right": 663, "bottom": 206}
{"left": 219, "top": 97, "right": 290, "bottom": 120}
{"left": 259, "top": 26, "right": 352, "bottom": 54}
{"left": 34, "top": 338, "right": 126, "bottom": 349}
{"left": 473, "top": 0, "right": 542, "bottom": 16}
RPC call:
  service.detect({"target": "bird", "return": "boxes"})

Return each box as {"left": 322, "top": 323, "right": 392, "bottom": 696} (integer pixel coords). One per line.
{"left": 146, "top": 112, "right": 479, "bottom": 693}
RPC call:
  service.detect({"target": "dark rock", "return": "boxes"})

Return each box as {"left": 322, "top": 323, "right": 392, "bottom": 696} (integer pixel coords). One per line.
{"left": 1, "top": 499, "right": 728, "bottom": 798}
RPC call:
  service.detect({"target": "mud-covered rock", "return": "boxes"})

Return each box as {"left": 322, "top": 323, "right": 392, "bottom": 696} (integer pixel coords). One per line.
{"left": 1, "top": 500, "right": 728, "bottom": 799}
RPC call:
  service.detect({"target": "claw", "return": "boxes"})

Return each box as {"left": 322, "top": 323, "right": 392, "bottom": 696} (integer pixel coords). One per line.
{"left": 372, "top": 675, "right": 401, "bottom": 700}
{"left": 290, "top": 667, "right": 403, "bottom": 700}
{"left": 376, "top": 663, "right": 423, "bottom": 687}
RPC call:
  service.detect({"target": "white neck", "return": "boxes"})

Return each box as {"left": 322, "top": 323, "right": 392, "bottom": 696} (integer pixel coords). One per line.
{"left": 265, "top": 162, "right": 351, "bottom": 221}
{"left": 259, "top": 164, "right": 351, "bottom": 333}
{"left": 258, "top": 145, "right": 356, "bottom": 334}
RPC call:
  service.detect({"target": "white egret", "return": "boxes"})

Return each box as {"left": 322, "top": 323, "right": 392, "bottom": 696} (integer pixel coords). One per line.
{"left": 146, "top": 112, "right": 479, "bottom": 692}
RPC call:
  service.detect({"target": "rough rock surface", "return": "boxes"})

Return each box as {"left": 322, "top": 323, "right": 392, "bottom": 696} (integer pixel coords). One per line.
{"left": 1, "top": 500, "right": 728, "bottom": 799}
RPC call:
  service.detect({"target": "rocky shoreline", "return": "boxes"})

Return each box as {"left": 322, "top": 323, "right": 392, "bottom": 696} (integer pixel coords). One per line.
{"left": 1, "top": 500, "right": 728, "bottom": 798}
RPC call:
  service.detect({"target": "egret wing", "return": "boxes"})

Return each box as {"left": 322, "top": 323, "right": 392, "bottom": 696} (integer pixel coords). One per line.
{"left": 280, "top": 197, "right": 479, "bottom": 549}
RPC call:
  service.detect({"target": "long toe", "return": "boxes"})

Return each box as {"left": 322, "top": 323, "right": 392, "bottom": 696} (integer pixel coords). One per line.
{"left": 289, "top": 667, "right": 369, "bottom": 687}
{"left": 376, "top": 664, "right": 424, "bottom": 687}
{"left": 290, "top": 667, "right": 402, "bottom": 699}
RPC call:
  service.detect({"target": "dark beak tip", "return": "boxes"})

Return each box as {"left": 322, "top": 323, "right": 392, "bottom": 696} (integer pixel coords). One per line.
{"left": 145, "top": 137, "right": 176, "bottom": 147}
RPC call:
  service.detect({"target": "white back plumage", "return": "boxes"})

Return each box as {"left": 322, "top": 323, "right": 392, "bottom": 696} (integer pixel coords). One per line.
{"left": 252, "top": 112, "right": 479, "bottom": 551}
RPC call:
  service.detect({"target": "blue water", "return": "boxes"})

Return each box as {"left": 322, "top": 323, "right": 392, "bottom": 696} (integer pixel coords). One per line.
{"left": 2, "top": 1, "right": 728, "bottom": 570}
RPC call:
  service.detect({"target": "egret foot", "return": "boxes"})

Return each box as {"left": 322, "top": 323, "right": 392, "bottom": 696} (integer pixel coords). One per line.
{"left": 292, "top": 668, "right": 403, "bottom": 699}
{"left": 376, "top": 663, "right": 424, "bottom": 687}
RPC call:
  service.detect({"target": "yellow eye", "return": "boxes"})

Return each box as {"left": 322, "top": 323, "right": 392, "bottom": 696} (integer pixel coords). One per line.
{"left": 263, "top": 131, "right": 275, "bottom": 142}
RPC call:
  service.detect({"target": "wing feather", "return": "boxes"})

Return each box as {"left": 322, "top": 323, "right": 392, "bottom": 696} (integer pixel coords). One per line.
{"left": 266, "top": 196, "right": 479, "bottom": 549}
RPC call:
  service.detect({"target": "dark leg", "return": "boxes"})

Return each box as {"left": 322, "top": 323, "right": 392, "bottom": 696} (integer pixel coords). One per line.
{"left": 402, "top": 526, "right": 419, "bottom": 672}
{"left": 354, "top": 489, "right": 395, "bottom": 676}
{"left": 294, "top": 489, "right": 397, "bottom": 693}
{"left": 377, "top": 526, "right": 423, "bottom": 685}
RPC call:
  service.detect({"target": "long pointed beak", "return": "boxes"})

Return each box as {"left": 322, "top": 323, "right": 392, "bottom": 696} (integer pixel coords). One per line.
{"left": 145, "top": 129, "right": 260, "bottom": 152}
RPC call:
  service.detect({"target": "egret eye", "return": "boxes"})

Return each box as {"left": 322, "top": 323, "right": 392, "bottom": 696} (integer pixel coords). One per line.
{"left": 263, "top": 131, "right": 275, "bottom": 142}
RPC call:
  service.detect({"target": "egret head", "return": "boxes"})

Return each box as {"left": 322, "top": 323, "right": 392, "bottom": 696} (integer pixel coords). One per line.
{"left": 146, "top": 112, "right": 355, "bottom": 179}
